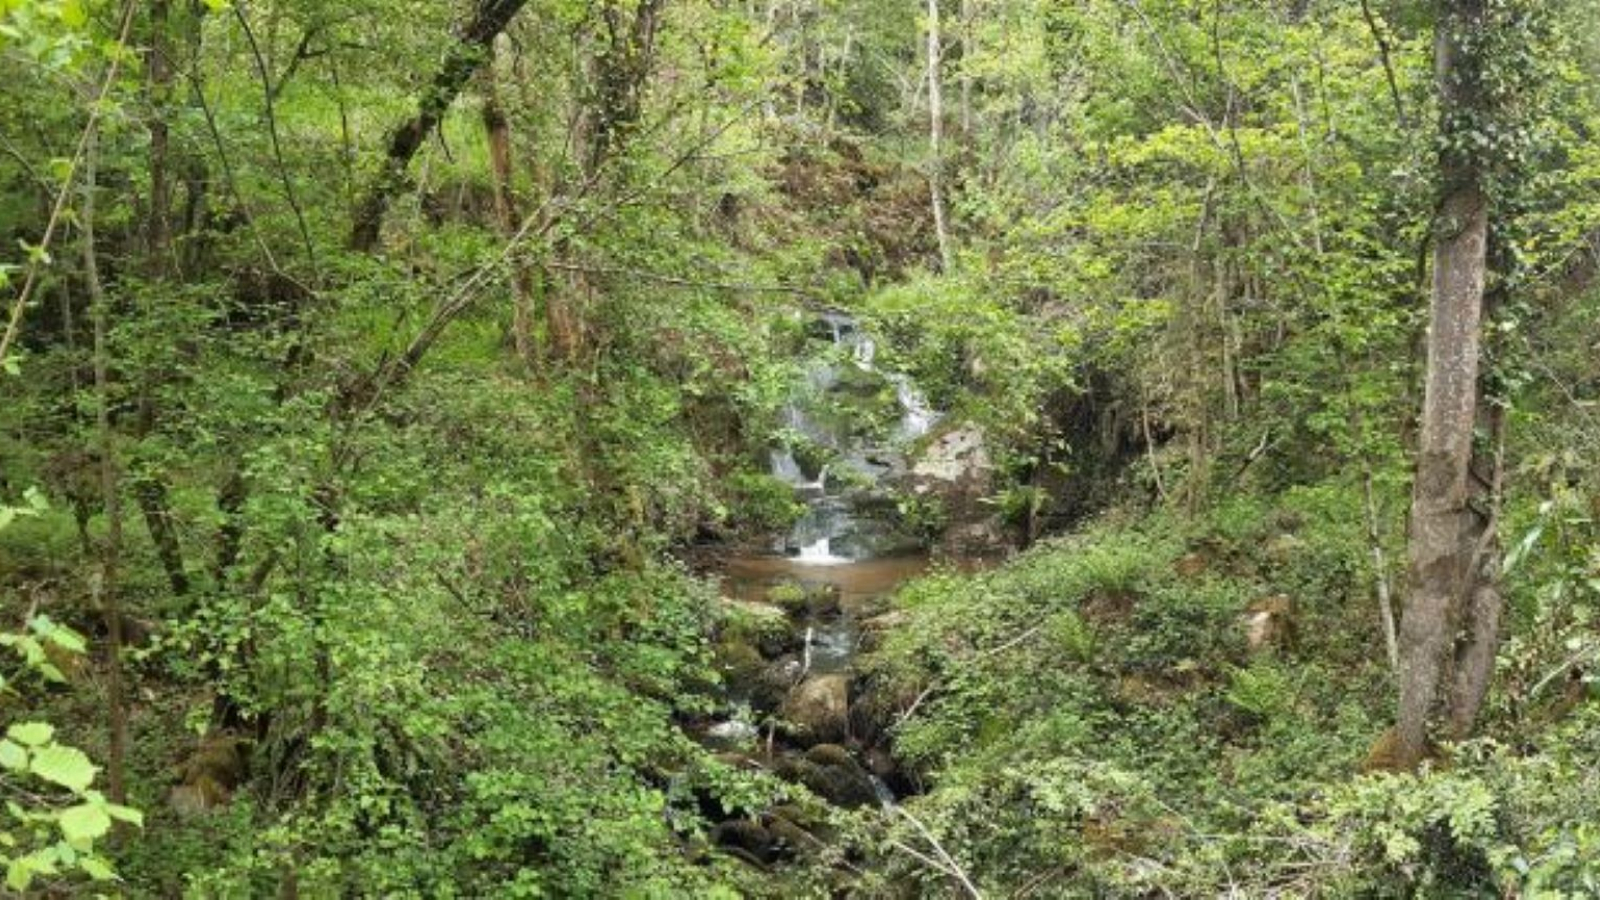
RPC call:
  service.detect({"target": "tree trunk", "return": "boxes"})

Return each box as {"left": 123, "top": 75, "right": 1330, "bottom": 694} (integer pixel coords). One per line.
{"left": 1394, "top": 0, "right": 1492, "bottom": 769}
{"left": 350, "top": 0, "right": 530, "bottom": 251}
{"left": 147, "top": 0, "right": 173, "bottom": 274}
{"left": 480, "top": 41, "right": 539, "bottom": 367}
{"left": 959, "top": 0, "right": 973, "bottom": 138}
{"left": 547, "top": 0, "right": 666, "bottom": 362}
{"left": 83, "top": 123, "right": 128, "bottom": 806}
{"left": 926, "top": 0, "right": 953, "bottom": 272}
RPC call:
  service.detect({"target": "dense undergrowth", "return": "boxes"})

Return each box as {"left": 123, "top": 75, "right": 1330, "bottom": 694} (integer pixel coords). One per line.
{"left": 4, "top": 0, "right": 1600, "bottom": 895}
{"left": 855, "top": 484, "right": 1600, "bottom": 897}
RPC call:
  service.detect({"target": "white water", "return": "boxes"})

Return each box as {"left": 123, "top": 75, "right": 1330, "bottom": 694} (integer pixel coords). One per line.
{"left": 770, "top": 449, "right": 827, "bottom": 491}
{"left": 889, "top": 373, "right": 937, "bottom": 441}
{"left": 796, "top": 536, "right": 852, "bottom": 565}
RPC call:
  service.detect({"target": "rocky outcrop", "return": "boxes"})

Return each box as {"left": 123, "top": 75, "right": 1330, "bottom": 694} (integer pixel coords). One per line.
{"left": 907, "top": 423, "right": 1007, "bottom": 555}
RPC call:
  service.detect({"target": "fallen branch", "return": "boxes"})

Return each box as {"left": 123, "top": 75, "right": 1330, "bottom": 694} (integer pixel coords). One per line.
{"left": 890, "top": 805, "right": 983, "bottom": 899}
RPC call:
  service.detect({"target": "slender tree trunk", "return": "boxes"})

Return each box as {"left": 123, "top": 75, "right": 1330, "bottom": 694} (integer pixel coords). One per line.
{"left": 1363, "top": 461, "right": 1399, "bottom": 670}
{"left": 350, "top": 0, "right": 530, "bottom": 251}
{"left": 83, "top": 125, "right": 128, "bottom": 806}
{"left": 959, "top": 0, "right": 973, "bottom": 138}
{"left": 480, "top": 41, "right": 538, "bottom": 366}
{"left": 147, "top": 0, "right": 173, "bottom": 273}
{"left": 1395, "top": 0, "right": 1492, "bottom": 769}
{"left": 926, "top": 0, "right": 953, "bottom": 272}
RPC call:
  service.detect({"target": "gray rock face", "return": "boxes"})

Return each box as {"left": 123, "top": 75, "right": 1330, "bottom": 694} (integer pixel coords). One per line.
{"left": 907, "top": 423, "right": 1007, "bottom": 554}
{"left": 911, "top": 424, "right": 992, "bottom": 488}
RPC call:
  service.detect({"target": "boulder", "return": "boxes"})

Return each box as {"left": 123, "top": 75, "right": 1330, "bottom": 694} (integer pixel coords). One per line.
{"left": 848, "top": 674, "right": 918, "bottom": 746}
{"left": 780, "top": 673, "right": 851, "bottom": 744}
{"left": 774, "top": 744, "right": 880, "bottom": 809}
{"left": 856, "top": 609, "right": 908, "bottom": 654}
{"left": 906, "top": 424, "right": 1007, "bottom": 555}
{"left": 710, "top": 818, "right": 785, "bottom": 866}
{"left": 718, "top": 597, "right": 798, "bottom": 659}
{"left": 754, "top": 656, "right": 804, "bottom": 711}
{"left": 910, "top": 424, "right": 992, "bottom": 494}
{"left": 715, "top": 638, "right": 766, "bottom": 688}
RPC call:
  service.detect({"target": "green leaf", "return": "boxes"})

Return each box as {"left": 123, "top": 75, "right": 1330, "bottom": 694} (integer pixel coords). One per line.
{"left": 43, "top": 626, "right": 85, "bottom": 655}
{"left": 59, "top": 0, "right": 86, "bottom": 28}
{"left": 79, "top": 855, "right": 115, "bottom": 881}
{"left": 29, "top": 743, "right": 96, "bottom": 792}
{"left": 59, "top": 803, "right": 111, "bottom": 846}
{"left": 105, "top": 803, "right": 142, "bottom": 827}
{"left": 0, "top": 740, "right": 25, "bottom": 770}
{"left": 5, "top": 858, "right": 31, "bottom": 892}
{"left": 7, "top": 722, "right": 53, "bottom": 746}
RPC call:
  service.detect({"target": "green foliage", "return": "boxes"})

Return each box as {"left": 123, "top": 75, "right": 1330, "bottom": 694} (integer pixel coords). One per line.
{"left": 1, "top": 0, "right": 1599, "bottom": 894}
{"left": 0, "top": 503, "right": 139, "bottom": 891}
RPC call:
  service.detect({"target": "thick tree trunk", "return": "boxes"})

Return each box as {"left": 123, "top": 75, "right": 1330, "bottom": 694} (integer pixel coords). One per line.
{"left": 1395, "top": 0, "right": 1493, "bottom": 769}
{"left": 350, "top": 0, "right": 530, "bottom": 251}
{"left": 1447, "top": 319, "right": 1507, "bottom": 737}
{"left": 585, "top": 0, "right": 664, "bottom": 175}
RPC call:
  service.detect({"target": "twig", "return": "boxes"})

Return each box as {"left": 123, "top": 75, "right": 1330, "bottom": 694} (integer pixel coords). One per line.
{"left": 895, "top": 625, "right": 1044, "bottom": 728}
{"left": 1529, "top": 643, "right": 1599, "bottom": 699}
{"left": 1358, "top": 0, "right": 1410, "bottom": 130}
{"left": 234, "top": 2, "right": 320, "bottom": 276}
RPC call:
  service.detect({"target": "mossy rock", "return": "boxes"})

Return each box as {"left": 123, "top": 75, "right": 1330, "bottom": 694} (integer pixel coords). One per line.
{"left": 719, "top": 598, "right": 799, "bottom": 658}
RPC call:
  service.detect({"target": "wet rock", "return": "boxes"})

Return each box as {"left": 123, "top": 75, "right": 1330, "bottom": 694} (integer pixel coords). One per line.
{"left": 857, "top": 609, "right": 908, "bottom": 654}
{"left": 704, "top": 719, "right": 760, "bottom": 749}
{"left": 754, "top": 656, "right": 804, "bottom": 711}
{"left": 718, "top": 597, "right": 799, "bottom": 659}
{"left": 715, "top": 638, "right": 766, "bottom": 688}
{"left": 848, "top": 674, "right": 920, "bottom": 746}
{"left": 774, "top": 744, "right": 880, "bottom": 809}
{"left": 764, "top": 814, "right": 820, "bottom": 857}
{"left": 780, "top": 673, "right": 851, "bottom": 744}
{"left": 802, "top": 581, "right": 842, "bottom": 618}
{"left": 711, "top": 818, "right": 786, "bottom": 866}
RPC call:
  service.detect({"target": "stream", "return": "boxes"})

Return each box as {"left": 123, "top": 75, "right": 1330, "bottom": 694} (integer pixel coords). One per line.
{"left": 691, "top": 311, "right": 944, "bottom": 864}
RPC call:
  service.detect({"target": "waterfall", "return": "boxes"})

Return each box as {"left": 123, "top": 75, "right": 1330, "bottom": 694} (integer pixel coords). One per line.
{"left": 889, "top": 374, "right": 936, "bottom": 441}
{"left": 769, "top": 310, "right": 942, "bottom": 564}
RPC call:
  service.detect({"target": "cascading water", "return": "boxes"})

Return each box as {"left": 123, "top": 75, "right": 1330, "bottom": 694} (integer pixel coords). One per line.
{"left": 692, "top": 310, "right": 945, "bottom": 833}
{"left": 771, "top": 311, "right": 939, "bottom": 564}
